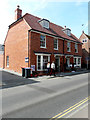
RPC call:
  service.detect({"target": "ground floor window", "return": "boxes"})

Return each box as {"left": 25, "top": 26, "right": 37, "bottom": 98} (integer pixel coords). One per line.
{"left": 6, "top": 56, "right": 9, "bottom": 67}
{"left": 74, "top": 57, "right": 81, "bottom": 67}
{"left": 37, "top": 55, "right": 50, "bottom": 71}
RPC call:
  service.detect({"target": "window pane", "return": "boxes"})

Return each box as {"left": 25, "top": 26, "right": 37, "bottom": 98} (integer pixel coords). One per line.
{"left": 78, "top": 58, "right": 80, "bottom": 64}
{"left": 7, "top": 56, "right": 9, "bottom": 67}
{"left": 40, "top": 35, "right": 45, "bottom": 47}
{"left": 74, "top": 58, "right": 76, "bottom": 64}
{"left": 54, "top": 39, "right": 58, "bottom": 49}
{"left": 38, "top": 56, "right": 41, "bottom": 70}
{"left": 67, "top": 42, "right": 70, "bottom": 51}
{"left": 43, "top": 56, "right": 48, "bottom": 70}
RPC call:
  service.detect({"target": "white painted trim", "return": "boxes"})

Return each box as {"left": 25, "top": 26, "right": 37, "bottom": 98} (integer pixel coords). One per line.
{"left": 73, "top": 57, "right": 81, "bottom": 68}
{"left": 35, "top": 53, "right": 51, "bottom": 56}
{"left": 36, "top": 55, "right": 51, "bottom": 71}
{"left": 67, "top": 41, "right": 71, "bottom": 52}
{"left": 31, "top": 29, "right": 64, "bottom": 40}
{"left": 30, "top": 29, "right": 82, "bottom": 45}
{"left": 54, "top": 39, "right": 58, "bottom": 50}
{"left": 40, "top": 34, "right": 46, "bottom": 48}
{"left": 75, "top": 43, "right": 78, "bottom": 53}
{"left": 54, "top": 54, "right": 64, "bottom": 57}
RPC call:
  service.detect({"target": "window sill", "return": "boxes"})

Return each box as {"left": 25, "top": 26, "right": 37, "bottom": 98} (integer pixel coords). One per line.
{"left": 54, "top": 48, "right": 58, "bottom": 50}
{"left": 40, "top": 47, "right": 47, "bottom": 49}
{"left": 67, "top": 51, "right": 71, "bottom": 52}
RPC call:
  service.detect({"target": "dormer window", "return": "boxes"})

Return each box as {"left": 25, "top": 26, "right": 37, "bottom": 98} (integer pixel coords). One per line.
{"left": 39, "top": 19, "right": 49, "bottom": 29}
{"left": 63, "top": 26, "right": 71, "bottom": 36}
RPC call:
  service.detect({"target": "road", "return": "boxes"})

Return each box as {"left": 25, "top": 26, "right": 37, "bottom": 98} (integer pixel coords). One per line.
{"left": 1, "top": 70, "right": 89, "bottom": 118}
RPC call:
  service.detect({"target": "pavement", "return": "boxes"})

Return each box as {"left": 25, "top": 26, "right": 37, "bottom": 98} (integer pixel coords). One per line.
{"left": 0, "top": 68, "right": 89, "bottom": 89}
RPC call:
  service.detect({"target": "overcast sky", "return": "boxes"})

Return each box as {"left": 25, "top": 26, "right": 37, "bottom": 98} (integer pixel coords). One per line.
{"left": 0, "top": 0, "right": 89, "bottom": 44}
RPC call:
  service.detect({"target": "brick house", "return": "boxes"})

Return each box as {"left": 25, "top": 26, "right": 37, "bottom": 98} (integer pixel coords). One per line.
{"left": 4, "top": 6, "right": 82, "bottom": 74}
{"left": 79, "top": 31, "right": 90, "bottom": 69}
{"left": 0, "top": 44, "right": 4, "bottom": 68}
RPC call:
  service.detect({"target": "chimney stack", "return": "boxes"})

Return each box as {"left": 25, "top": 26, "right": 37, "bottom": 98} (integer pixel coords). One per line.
{"left": 15, "top": 5, "right": 22, "bottom": 21}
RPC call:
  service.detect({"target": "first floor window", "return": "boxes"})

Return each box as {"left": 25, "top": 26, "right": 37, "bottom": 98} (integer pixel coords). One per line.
{"left": 67, "top": 42, "right": 71, "bottom": 52}
{"left": 6, "top": 56, "right": 9, "bottom": 67}
{"left": 54, "top": 39, "right": 58, "bottom": 50}
{"left": 75, "top": 43, "right": 78, "bottom": 53}
{"left": 40, "top": 35, "right": 46, "bottom": 48}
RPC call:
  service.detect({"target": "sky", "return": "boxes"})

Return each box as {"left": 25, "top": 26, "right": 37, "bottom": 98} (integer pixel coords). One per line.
{"left": 0, "top": 0, "right": 89, "bottom": 44}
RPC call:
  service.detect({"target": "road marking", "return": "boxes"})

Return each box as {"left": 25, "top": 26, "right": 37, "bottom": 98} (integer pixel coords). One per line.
{"left": 50, "top": 96, "right": 90, "bottom": 120}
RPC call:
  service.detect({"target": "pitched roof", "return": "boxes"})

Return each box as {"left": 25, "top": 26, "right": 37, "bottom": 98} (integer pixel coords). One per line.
{"left": 85, "top": 34, "right": 90, "bottom": 39}
{"left": 23, "top": 13, "right": 80, "bottom": 43}
{"left": 9, "top": 13, "right": 81, "bottom": 43}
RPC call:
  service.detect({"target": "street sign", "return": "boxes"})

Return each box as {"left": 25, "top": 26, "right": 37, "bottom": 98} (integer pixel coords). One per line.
{"left": 31, "top": 65, "right": 35, "bottom": 71}
{"left": 25, "top": 57, "right": 29, "bottom": 63}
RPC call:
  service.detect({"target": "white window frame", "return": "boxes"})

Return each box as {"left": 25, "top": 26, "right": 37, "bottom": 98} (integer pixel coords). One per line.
{"left": 74, "top": 57, "right": 81, "bottom": 68}
{"left": 36, "top": 54, "right": 50, "bottom": 71}
{"left": 75, "top": 43, "right": 78, "bottom": 53}
{"left": 67, "top": 42, "right": 71, "bottom": 52}
{"left": 6, "top": 56, "right": 9, "bottom": 67}
{"left": 54, "top": 39, "right": 58, "bottom": 50}
{"left": 40, "top": 35, "right": 46, "bottom": 48}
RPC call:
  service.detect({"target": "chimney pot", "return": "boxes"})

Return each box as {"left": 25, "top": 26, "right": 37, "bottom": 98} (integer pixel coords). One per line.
{"left": 82, "top": 30, "right": 84, "bottom": 33}
{"left": 17, "top": 5, "right": 20, "bottom": 9}
{"left": 64, "top": 26, "right": 66, "bottom": 29}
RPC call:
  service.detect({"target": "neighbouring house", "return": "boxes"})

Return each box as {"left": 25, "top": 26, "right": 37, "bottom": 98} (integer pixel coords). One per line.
{"left": 79, "top": 31, "right": 90, "bottom": 69}
{"left": 4, "top": 6, "right": 82, "bottom": 74}
{"left": 0, "top": 44, "right": 4, "bottom": 68}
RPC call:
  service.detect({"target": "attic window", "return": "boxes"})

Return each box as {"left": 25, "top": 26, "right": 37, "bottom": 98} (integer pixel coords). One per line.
{"left": 63, "top": 27, "right": 71, "bottom": 36}
{"left": 39, "top": 19, "right": 49, "bottom": 29}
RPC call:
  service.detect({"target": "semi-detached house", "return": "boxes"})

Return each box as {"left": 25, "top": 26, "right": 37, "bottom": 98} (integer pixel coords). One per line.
{"left": 4, "top": 6, "right": 82, "bottom": 74}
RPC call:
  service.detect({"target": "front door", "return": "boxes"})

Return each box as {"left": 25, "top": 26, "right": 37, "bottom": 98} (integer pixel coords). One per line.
{"left": 66, "top": 58, "right": 70, "bottom": 67}
{"left": 55, "top": 57, "right": 60, "bottom": 72}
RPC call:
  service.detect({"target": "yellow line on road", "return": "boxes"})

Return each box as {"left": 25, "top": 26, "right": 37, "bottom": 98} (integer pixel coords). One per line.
{"left": 50, "top": 96, "right": 90, "bottom": 120}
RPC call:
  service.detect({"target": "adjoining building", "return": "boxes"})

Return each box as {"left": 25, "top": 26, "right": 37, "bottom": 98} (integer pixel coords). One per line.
{"left": 4, "top": 6, "right": 82, "bottom": 74}
{"left": 79, "top": 31, "right": 90, "bottom": 69}
{"left": 0, "top": 44, "right": 4, "bottom": 68}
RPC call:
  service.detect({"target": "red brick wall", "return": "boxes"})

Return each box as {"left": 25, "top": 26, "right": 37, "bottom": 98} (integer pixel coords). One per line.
{"left": 5, "top": 19, "right": 30, "bottom": 73}
{"left": 64, "top": 41, "right": 82, "bottom": 56}
{"left": 29, "top": 31, "right": 63, "bottom": 69}
{"left": 0, "top": 54, "right": 4, "bottom": 68}
{"left": 29, "top": 31, "right": 82, "bottom": 72}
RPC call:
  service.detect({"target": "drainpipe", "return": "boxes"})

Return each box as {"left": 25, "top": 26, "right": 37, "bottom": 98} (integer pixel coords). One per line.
{"left": 3, "top": 44, "right": 5, "bottom": 69}
{"left": 28, "top": 30, "right": 29, "bottom": 67}
{"left": 63, "top": 40, "right": 65, "bottom": 72}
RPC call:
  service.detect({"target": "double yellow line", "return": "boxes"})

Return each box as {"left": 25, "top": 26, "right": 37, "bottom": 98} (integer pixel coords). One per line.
{"left": 50, "top": 96, "right": 90, "bottom": 120}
